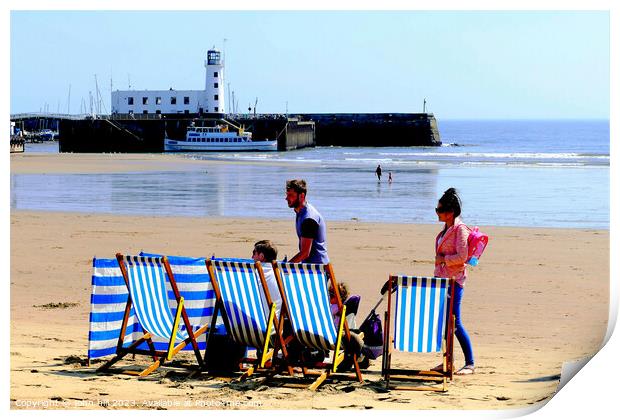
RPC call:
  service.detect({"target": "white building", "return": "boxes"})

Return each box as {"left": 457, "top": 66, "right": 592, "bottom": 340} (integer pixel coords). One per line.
{"left": 111, "top": 49, "right": 226, "bottom": 115}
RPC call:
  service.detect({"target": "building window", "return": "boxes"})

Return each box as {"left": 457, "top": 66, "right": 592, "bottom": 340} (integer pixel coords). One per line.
{"left": 128, "top": 97, "right": 134, "bottom": 105}
{"left": 171, "top": 97, "right": 177, "bottom": 105}
{"left": 155, "top": 97, "right": 162, "bottom": 105}
{"left": 184, "top": 96, "right": 190, "bottom": 105}
{"left": 142, "top": 97, "right": 148, "bottom": 105}
{"left": 214, "top": 107, "right": 218, "bottom": 112}
{"left": 184, "top": 110, "right": 189, "bottom": 114}
{"left": 213, "top": 71, "right": 218, "bottom": 78}
{"left": 143, "top": 110, "right": 148, "bottom": 114}
{"left": 214, "top": 82, "right": 218, "bottom": 88}
{"left": 214, "top": 94, "right": 219, "bottom": 101}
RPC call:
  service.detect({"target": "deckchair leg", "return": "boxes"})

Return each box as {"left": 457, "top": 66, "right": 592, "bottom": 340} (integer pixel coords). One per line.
{"left": 240, "top": 366, "right": 255, "bottom": 380}
{"left": 97, "top": 354, "right": 124, "bottom": 373}
{"left": 97, "top": 332, "right": 153, "bottom": 373}
{"left": 167, "top": 297, "right": 184, "bottom": 361}
{"left": 332, "top": 306, "right": 347, "bottom": 373}
{"left": 137, "top": 359, "right": 163, "bottom": 377}
{"left": 309, "top": 372, "right": 328, "bottom": 391}
{"left": 260, "top": 303, "right": 277, "bottom": 368}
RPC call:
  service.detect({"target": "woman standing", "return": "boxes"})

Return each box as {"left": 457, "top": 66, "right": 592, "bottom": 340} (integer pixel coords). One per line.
{"left": 434, "top": 188, "right": 475, "bottom": 375}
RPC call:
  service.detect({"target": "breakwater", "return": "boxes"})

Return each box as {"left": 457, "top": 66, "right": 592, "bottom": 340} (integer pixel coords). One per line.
{"left": 15, "top": 112, "right": 441, "bottom": 152}
{"left": 57, "top": 115, "right": 315, "bottom": 153}
{"left": 298, "top": 113, "right": 441, "bottom": 147}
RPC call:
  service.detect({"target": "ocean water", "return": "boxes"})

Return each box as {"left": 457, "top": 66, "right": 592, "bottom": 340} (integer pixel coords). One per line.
{"left": 11, "top": 120, "right": 610, "bottom": 229}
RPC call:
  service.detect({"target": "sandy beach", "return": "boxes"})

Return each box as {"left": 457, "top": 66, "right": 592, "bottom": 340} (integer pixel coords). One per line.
{"left": 9, "top": 154, "right": 609, "bottom": 410}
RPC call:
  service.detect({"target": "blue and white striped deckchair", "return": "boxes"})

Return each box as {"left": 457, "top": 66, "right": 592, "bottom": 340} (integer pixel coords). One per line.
{"left": 96, "top": 254, "right": 209, "bottom": 376}
{"left": 273, "top": 262, "right": 363, "bottom": 390}
{"left": 206, "top": 258, "right": 282, "bottom": 378}
{"left": 88, "top": 254, "right": 216, "bottom": 361}
{"left": 382, "top": 275, "right": 455, "bottom": 392}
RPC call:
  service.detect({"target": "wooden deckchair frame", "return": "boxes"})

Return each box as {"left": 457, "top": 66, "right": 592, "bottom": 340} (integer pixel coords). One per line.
{"left": 382, "top": 275, "right": 455, "bottom": 392}
{"left": 204, "top": 259, "right": 293, "bottom": 379}
{"left": 97, "top": 253, "right": 208, "bottom": 376}
{"left": 272, "top": 262, "right": 363, "bottom": 391}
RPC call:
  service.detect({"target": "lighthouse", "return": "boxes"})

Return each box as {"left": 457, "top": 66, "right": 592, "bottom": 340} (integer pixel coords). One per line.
{"left": 205, "top": 49, "right": 225, "bottom": 114}
{"left": 110, "top": 47, "right": 227, "bottom": 116}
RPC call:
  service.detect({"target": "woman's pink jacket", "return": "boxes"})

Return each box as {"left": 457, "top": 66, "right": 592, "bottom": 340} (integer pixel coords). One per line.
{"left": 434, "top": 218, "right": 469, "bottom": 287}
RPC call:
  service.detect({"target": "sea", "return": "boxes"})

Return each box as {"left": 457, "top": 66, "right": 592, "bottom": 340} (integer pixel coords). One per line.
{"left": 11, "top": 120, "right": 610, "bottom": 229}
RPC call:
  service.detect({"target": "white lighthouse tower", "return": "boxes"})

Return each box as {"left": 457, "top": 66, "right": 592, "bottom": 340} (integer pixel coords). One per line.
{"left": 111, "top": 47, "right": 227, "bottom": 116}
{"left": 204, "top": 49, "right": 225, "bottom": 114}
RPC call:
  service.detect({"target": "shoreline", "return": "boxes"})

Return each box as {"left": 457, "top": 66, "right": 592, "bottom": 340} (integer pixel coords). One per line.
{"left": 10, "top": 152, "right": 326, "bottom": 175}
{"left": 10, "top": 152, "right": 610, "bottom": 230}
{"left": 10, "top": 209, "right": 609, "bottom": 409}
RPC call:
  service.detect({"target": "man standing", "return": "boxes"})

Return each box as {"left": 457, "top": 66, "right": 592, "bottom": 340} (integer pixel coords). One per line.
{"left": 375, "top": 165, "right": 382, "bottom": 181}
{"left": 285, "top": 179, "right": 329, "bottom": 264}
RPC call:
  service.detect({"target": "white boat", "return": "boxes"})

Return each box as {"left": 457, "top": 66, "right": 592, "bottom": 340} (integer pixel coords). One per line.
{"left": 164, "top": 125, "right": 278, "bottom": 152}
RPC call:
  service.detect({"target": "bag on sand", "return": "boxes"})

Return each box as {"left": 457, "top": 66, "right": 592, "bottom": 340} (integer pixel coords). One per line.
{"left": 359, "top": 310, "right": 383, "bottom": 360}
{"left": 205, "top": 324, "right": 247, "bottom": 374}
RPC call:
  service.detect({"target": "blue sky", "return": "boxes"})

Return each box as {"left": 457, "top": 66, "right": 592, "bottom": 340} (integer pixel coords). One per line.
{"left": 10, "top": 10, "right": 610, "bottom": 119}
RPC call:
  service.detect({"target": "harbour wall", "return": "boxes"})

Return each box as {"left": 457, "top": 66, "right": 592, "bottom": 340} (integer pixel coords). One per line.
{"left": 57, "top": 115, "right": 313, "bottom": 153}
{"left": 30, "top": 112, "right": 440, "bottom": 153}
{"left": 298, "top": 113, "right": 441, "bottom": 147}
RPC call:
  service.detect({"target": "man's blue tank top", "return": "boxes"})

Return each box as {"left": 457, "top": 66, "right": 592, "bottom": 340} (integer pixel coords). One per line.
{"left": 295, "top": 202, "right": 329, "bottom": 264}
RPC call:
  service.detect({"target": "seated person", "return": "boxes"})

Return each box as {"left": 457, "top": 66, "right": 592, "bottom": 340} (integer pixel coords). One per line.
{"left": 251, "top": 240, "right": 282, "bottom": 317}
{"left": 329, "top": 282, "right": 364, "bottom": 359}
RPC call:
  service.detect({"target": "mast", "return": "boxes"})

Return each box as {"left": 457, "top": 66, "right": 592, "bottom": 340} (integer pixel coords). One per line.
{"left": 94, "top": 75, "right": 100, "bottom": 114}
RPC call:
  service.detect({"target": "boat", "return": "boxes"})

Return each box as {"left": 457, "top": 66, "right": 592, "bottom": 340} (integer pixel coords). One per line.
{"left": 39, "top": 129, "right": 56, "bottom": 141}
{"left": 164, "top": 124, "right": 278, "bottom": 152}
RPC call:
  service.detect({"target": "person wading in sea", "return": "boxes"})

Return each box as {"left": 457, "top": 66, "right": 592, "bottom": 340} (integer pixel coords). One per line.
{"left": 375, "top": 165, "right": 382, "bottom": 181}
{"left": 285, "top": 179, "right": 329, "bottom": 264}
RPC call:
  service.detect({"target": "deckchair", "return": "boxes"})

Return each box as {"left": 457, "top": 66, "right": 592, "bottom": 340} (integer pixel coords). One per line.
{"left": 88, "top": 254, "right": 215, "bottom": 362}
{"left": 272, "top": 262, "right": 363, "bottom": 390}
{"left": 97, "top": 254, "right": 208, "bottom": 376}
{"left": 205, "top": 258, "right": 290, "bottom": 379}
{"left": 382, "top": 275, "right": 455, "bottom": 391}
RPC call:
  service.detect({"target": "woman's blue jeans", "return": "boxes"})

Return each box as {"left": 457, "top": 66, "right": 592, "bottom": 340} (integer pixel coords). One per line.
{"left": 452, "top": 284, "right": 474, "bottom": 366}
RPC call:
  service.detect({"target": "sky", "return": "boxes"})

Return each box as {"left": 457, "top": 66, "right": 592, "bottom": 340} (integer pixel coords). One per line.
{"left": 8, "top": 10, "right": 611, "bottom": 119}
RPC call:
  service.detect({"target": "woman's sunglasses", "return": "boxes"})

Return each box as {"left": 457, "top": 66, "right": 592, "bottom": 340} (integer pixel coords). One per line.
{"left": 435, "top": 207, "right": 450, "bottom": 213}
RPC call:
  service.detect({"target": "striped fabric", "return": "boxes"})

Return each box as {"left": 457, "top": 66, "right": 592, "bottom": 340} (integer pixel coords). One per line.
{"left": 88, "top": 254, "right": 216, "bottom": 359}
{"left": 276, "top": 262, "right": 337, "bottom": 351}
{"left": 210, "top": 259, "right": 269, "bottom": 349}
{"left": 123, "top": 255, "right": 188, "bottom": 342}
{"left": 393, "top": 276, "right": 450, "bottom": 353}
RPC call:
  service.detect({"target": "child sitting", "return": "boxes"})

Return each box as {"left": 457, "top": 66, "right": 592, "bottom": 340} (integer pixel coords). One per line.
{"left": 329, "top": 282, "right": 364, "bottom": 359}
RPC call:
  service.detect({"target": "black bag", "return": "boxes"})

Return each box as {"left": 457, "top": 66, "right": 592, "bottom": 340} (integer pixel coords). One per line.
{"left": 205, "top": 325, "right": 247, "bottom": 374}
{"left": 359, "top": 310, "right": 383, "bottom": 359}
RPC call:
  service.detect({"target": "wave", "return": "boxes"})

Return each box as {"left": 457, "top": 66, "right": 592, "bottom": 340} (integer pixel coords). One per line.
{"left": 376, "top": 151, "right": 609, "bottom": 159}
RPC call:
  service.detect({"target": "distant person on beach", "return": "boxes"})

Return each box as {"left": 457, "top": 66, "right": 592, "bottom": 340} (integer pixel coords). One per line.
{"left": 251, "top": 240, "right": 282, "bottom": 317}
{"left": 433, "top": 187, "right": 475, "bottom": 375}
{"left": 285, "top": 179, "right": 329, "bottom": 264}
{"left": 375, "top": 165, "right": 382, "bottom": 181}
{"left": 388, "top": 171, "right": 393, "bottom": 183}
